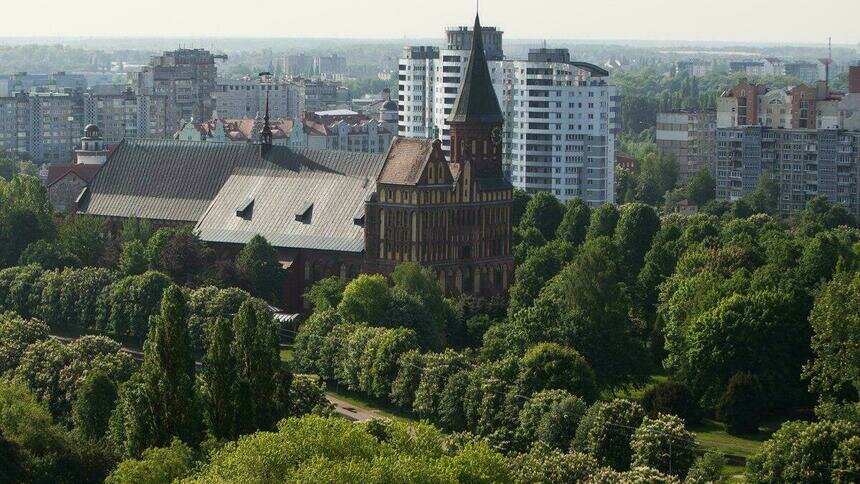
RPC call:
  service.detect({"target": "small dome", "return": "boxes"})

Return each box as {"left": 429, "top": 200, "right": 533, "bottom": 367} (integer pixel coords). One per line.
{"left": 381, "top": 99, "right": 398, "bottom": 111}
{"left": 83, "top": 124, "right": 101, "bottom": 138}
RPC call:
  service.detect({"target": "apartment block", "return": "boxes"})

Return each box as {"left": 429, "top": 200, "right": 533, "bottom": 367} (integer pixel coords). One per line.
{"left": 397, "top": 26, "right": 618, "bottom": 205}
{"left": 82, "top": 86, "right": 169, "bottom": 143}
{"left": 212, "top": 73, "right": 301, "bottom": 120}
{"left": 0, "top": 91, "right": 78, "bottom": 163}
{"left": 656, "top": 110, "right": 716, "bottom": 182}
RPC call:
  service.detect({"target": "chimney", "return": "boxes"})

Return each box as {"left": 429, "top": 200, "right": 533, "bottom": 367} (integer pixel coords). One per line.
{"left": 850, "top": 66, "right": 860, "bottom": 94}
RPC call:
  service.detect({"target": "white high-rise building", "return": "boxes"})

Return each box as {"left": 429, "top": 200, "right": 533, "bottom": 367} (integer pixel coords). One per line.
{"left": 397, "top": 27, "right": 619, "bottom": 205}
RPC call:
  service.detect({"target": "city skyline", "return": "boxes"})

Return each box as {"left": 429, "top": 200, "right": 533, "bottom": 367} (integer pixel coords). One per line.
{"left": 6, "top": 0, "right": 860, "bottom": 44}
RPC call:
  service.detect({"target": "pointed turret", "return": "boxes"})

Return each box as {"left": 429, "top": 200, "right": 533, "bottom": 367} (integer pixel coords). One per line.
{"left": 260, "top": 92, "right": 273, "bottom": 146}
{"left": 447, "top": 13, "right": 503, "bottom": 125}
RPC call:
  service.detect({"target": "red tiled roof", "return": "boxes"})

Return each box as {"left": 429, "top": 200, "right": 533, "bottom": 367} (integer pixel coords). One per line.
{"left": 46, "top": 164, "right": 102, "bottom": 187}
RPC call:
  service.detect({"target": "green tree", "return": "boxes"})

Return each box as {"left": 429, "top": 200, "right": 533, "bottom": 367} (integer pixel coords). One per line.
{"left": 72, "top": 370, "right": 118, "bottom": 441}
{"left": 510, "top": 444, "right": 598, "bottom": 484}
{"left": 0, "top": 175, "right": 55, "bottom": 266}
{"left": 745, "top": 174, "right": 779, "bottom": 216}
{"left": 586, "top": 203, "right": 620, "bottom": 240}
{"left": 556, "top": 198, "right": 591, "bottom": 246}
{"left": 575, "top": 398, "right": 645, "bottom": 471}
{"left": 305, "top": 276, "right": 346, "bottom": 311}
{"left": 138, "top": 286, "right": 200, "bottom": 449}
{"left": 516, "top": 389, "right": 586, "bottom": 451}
{"left": 804, "top": 271, "right": 860, "bottom": 419}
{"left": 236, "top": 234, "right": 284, "bottom": 304}
{"left": 120, "top": 217, "right": 153, "bottom": 244}
{"left": 631, "top": 414, "right": 697, "bottom": 478}
{"left": 118, "top": 240, "right": 147, "bottom": 276}
{"left": 519, "top": 342, "right": 597, "bottom": 402}
{"left": 687, "top": 167, "right": 716, "bottom": 206}
{"left": 0, "top": 312, "right": 49, "bottom": 375}
{"left": 106, "top": 438, "right": 194, "bottom": 484}
{"left": 155, "top": 229, "right": 211, "bottom": 285}
{"left": 640, "top": 381, "right": 701, "bottom": 425}
{"left": 201, "top": 316, "right": 237, "bottom": 439}
{"left": 57, "top": 215, "right": 107, "bottom": 267}
{"left": 231, "top": 299, "right": 285, "bottom": 435}
{"left": 508, "top": 240, "right": 574, "bottom": 314}
{"left": 519, "top": 191, "right": 564, "bottom": 240}
{"left": 99, "top": 271, "right": 171, "bottom": 339}
{"left": 715, "top": 372, "right": 765, "bottom": 435}
{"left": 18, "top": 240, "right": 79, "bottom": 269}
{"left": 512, "top": 189, "right": 532, "bottom": 227}
{"left": 337, "top": 274, "right": 390, "bottom": 325}
{"left": 614, "top": 202, "right": 661, "bottom": 278}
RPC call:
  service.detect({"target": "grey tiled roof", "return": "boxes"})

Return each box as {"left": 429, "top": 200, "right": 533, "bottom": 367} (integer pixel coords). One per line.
{"left": 194, "top": 146, "right": 385, "bottom": 253}
{"left": 80, "top": 139, "right": 255, "bottom": 222}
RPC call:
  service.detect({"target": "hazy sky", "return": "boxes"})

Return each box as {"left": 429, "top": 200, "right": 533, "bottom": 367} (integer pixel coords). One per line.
{"left": 7, "top": 0, "right": 860, "bottom": 44}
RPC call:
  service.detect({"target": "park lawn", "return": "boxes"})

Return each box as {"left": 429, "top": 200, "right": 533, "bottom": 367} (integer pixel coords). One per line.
{"left": 691, "top": 418, "right": 773, "bottom": 457}
{"left": 325, "top": 383, "right": 417, "bottom": 424}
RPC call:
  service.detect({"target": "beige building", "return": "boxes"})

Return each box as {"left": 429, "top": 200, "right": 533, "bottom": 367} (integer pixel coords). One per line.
{"left": 656, "top": 110, "right": 717, "bottom": 182}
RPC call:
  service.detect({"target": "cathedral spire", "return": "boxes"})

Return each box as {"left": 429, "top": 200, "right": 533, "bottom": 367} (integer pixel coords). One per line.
{"left": 260, "top": 91, "right": 273, "bottom": 146}
{"left": 447, "top": 12, "right": 503, "bottom": 125}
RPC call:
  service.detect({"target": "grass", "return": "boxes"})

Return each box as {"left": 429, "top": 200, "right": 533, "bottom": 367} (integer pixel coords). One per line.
{"left": 691, "top": 418, "right": 770, "bottom": 457}
{"left": 324, "top": 382, "right": 417, "bottom": 424}
{"left": 279, "top": 344, "right": 294, "bottom": 363}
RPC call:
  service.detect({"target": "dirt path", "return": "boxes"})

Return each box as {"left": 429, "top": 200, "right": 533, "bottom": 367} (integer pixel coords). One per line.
{"left": 325, "top": 394, "right": 383, "bottom": 422}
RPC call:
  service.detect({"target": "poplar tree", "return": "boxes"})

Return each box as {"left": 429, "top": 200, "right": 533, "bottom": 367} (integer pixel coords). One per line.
{"left": 202, "top": 316, "right": 237, "bottom": 439}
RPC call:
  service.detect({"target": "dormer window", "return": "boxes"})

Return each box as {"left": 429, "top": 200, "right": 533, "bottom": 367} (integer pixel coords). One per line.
{"left": 295, "top": 202, "right": 313, "bottom": 223}
{"left": 235, "top": 197, "right": 254, "bottom": 220}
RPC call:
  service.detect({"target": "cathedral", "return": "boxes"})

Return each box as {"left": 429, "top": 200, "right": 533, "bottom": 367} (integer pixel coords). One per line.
{"left": 78, "top": 13, "right": 513, "bottom": 311}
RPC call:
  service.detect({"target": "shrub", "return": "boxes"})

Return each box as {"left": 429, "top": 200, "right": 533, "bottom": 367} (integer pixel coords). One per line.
{"left": 630, "top": 413, "right": 697, "bottom": 478}
{"left": 715, "top": 372, "right": 765, "bottom": 435}
{"left": 640, "top": 380, "right": 701, "bottom": 425}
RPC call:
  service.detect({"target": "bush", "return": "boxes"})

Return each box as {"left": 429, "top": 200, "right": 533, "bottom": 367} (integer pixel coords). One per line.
{"left": 686, "top": 452, "right": 725, "bottom": 484}
{"left": 715, "top": 372, "right": 765, "bottom": 435}
{"left": 509, "top": 443, "right": 598, "bottom": 483}
{"left": 640, "top": 381, "right": 701, "bottom": 425}
{"left": 575, "top": 398, "right": 645, "bottom": 471}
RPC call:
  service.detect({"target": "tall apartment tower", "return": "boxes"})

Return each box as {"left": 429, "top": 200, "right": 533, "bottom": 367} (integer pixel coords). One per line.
{"left": 134, "top": 48, "right": 225, "bottom": 130}
{"left": 397, "top": 22, "right": 618, "bottom": 205}
{"left": 656, "top": 110, "right": 717, "bottom": 182}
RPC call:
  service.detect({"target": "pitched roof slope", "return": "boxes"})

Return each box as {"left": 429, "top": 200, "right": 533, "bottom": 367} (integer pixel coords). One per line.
{"left": 46, "top": 164, "right": 102, "bottom": 187}
{"left": 447, "top": 13, "right": 504, "bottom": 125}
{"left": 80, "top": 139, "right": 254, "bottom": 222}
{"left": 377, "top": 137, "right": 435, "bottom": 185}
{"left": 195, "top": 146, "right": 386, "bottom": 252}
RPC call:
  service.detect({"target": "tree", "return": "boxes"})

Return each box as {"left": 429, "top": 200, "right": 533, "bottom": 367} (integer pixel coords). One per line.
{"left": 436, "top": 369, "right": 470, "bottom": 431}
{"left": 586, "top": 203, "right": 620, "bottom": 240}
{"left": 512, "top": 189, "right": 532, "bottom": 227}
{"left": 305, "top": 276, "right": 346, "bottom": 311}
{"left": 745, "top": 174, "right": 779, "bottom": 216}
{"left": 715, "top": 372, "right": 765, "bottom": 435}
{"left": 804, "top": 271, "right": 860, "bottom": 418}
{"left": 516, "top": 389, "right": 586, "bottom": 451}
{"left": 640, "top": 381, "right": 701, "bottom": 425}
{"left": 337, "top": 274, "right": 390, "bottom": 325}
{"left": 118, "top": 240, "right": 147, "bottom": 276}
{"left": 0, "top": 312, "right": 49, "bottom": 375}
{"left": 687, "top": 168, "right": 716, "bottom": 206}
{"left": 72, "top": 370, "right": 118, "bottom": 441}
{"left": 575, "top": 399, "right": 645, "bottom": 471}
{"left": 155, "top": 229, "right": 211, "bottom": 285}
{"left": 519, "top": 191, "right": 564, "bottom": 240}
{"left": 518, "top": 343, "right": 598, "bottom": 402}
{"left": 18, "top": 240, "right": 79, "bottom": 269}
{"left": 231, "top": 299, "right": 286, "bottom": 435}
{"left": 201, "top": 316, "right": 237, "bottom": 439}
{"left": 677, "top": 291, "right": 809, "bottom": 410}
{"left": 509, "top": 444, "right": 598, "bottom": 483}
{"left": 413, "top": 350, "right": 468, "bottom": 419}
{"left": 747, "top": 419, "right": 858, "bottom": 483}
{"left": 796, "top": 195, "right": 857, "bottom": 236}
{"left": 106, "top": 438, "right": 194, "bottom": 484}
{"left": 236, "top": 235, "right": 284, "bottom": 304}
{"left": 137, "top": 286, "right": 200, "bottom": 450}
{"left": 556, "top": 198, "right": 591, "bottom": 246}
{"left": 57, "top": 215, "right": 107, "bottom": 267}
{"left": 384, "top": 287, "right": 443, "bottom": 350}
{"left": 686, "top": 452, "right": 726, "bottom": 484}
{"left": 614, "top": 203, "right": 661, "bottom": 278}
{"left": 508, "top": 240, "right": 574, "bottom": 314}
{"left": 630, "top": 414, "right": 697, "bottom": 478}
{"left": 120, "top": 217, "right": 153, "bottom": 244}
{"left": 99, "top": 271, "right": 171, "bottom": 339}
{"left": 0, "top": 175, "right": 55, "bottom": 266}
{"left": 389, "top": 350, "right": 424, "bottom": 409}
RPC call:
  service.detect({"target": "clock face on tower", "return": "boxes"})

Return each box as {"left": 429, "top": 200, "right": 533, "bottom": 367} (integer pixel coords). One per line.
{"left": 491, "top": 126, "right": 502, "bottom": 146}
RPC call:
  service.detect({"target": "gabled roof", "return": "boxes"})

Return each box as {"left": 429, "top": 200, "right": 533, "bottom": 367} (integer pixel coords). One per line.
{"left": 46, "top": 164, "right": 102, "bottom": 187}
{"left": 80, "top": 139, "right": 260, "bottom": 222}
{"left": 195, "top": 146, "right": 386, "bottom": 253}
{"left": 447, "top": 13, "right": 504, "bottom": 125}
{"left": 377, "top": 137, "right": 439, "bottom": 185}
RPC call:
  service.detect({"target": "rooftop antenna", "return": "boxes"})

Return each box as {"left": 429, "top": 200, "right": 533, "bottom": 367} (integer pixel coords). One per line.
{"left": 826, "top": 36, "right": 832, "bottom": 88}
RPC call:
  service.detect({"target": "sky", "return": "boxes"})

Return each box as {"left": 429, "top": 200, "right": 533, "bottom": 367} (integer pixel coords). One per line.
{"left": 6, "top": 0, "right": 860, "bottom": 44}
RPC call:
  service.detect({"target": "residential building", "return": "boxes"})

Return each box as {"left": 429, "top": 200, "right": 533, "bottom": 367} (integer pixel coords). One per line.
{"left": 729, "top": 60, "right": 766, "bottom": 76}
{"left": 285, "top": 53, "right": 314, "bottom": 77}
{"left": 212, "top": 73, "right": 300, "bottom": 119}
{"left": 133, "top": 48, "right": 226, "bottom": 130}
{"left": 79, "top": 13, "right": 514, "bottom": 311}
{"left": 82, "top": 85, "right": 169, "bottom": 143}
{"left": 656, "top": 110, "right": 717, "bottom": 182}
{"left": 288, "top": 108, "right": 395, "bottom": 153}
{"left": 785, "top": 61, "right": 819, "bottom": 84}
{"left": 292, "top": 77, "right": 341, "bottom": 113}
{"left": 715, "top": 72, "right": 860, "bottom": 216}
{"left": 315, "top": 55, "right": 347, "bottom": 77}
{"left": 398, "top": 24, "right": 618, "bottom": 205}
{"left": 175, "top": 115, "right": 292, "bottom": 145}
{"left": 0, "top": 91, "right": 79, "bottom": 163}
{"left": 675, "top": 60, "right": 712, "bottom": 77}
{"left": 0, "top": 71, "right": 86, "bottom": 97}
